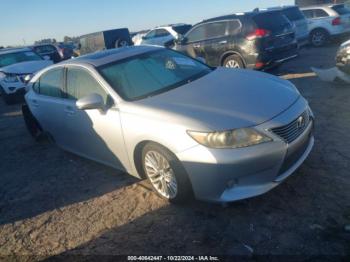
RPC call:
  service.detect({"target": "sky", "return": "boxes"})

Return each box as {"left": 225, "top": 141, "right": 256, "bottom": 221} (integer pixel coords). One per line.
{"left": 0, "top": 0, "right": 293, "bottom": 47}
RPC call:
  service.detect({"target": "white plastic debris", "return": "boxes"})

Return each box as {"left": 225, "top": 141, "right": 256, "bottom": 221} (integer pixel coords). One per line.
{"left": 311, "top": 67, "right": 350, "bottom": 84}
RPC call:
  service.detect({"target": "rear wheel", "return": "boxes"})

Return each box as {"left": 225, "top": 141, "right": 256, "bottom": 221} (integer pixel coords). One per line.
{"left": 223, "top": 54, "right": 244, "bottom": 69}
{"left": 310, "top": 29, "right": 329, "bottom": 47}
{"left": 142, "top": 143, "right": 192, "bottom": 203}
{"left": 22, "top": 104, "right": 44, "bottom": 141}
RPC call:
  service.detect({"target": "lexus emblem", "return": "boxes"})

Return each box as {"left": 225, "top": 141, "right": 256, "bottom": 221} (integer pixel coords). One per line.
{"left": 297, "top": 116, "right": 306, "bottom": 130}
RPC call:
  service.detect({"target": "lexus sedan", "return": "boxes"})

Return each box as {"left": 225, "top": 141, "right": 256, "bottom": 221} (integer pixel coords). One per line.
{"left": 23, "top": 46, "right": 314, "bottom": 203}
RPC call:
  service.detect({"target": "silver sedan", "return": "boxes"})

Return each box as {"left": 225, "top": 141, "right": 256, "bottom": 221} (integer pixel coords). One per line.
{"left": 23, "top": 46, "right": 314, "bottom": 203}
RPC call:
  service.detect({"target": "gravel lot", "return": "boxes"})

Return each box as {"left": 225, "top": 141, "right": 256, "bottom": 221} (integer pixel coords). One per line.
{"left": 0, "top": 45, "right": 349, "bottom": 260}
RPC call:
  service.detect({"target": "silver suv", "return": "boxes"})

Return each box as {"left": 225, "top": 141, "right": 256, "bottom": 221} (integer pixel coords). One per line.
{"left": 301, "top": 4, "right": 350, "bottom": 46}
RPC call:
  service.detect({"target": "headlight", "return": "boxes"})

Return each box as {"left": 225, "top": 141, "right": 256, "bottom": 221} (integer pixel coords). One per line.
{"left": 0, "top": 72, "right": 5, "bottom": 79}
{"left": 187, "top": 128, "right": 272, "bottom": 149}
{"left": 4, "top": 74, "right": 19, "bottom": 83}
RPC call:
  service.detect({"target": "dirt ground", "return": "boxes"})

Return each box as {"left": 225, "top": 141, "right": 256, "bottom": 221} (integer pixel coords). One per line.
{"left": 0, "top": 45, "right": 349, "bottom": 261}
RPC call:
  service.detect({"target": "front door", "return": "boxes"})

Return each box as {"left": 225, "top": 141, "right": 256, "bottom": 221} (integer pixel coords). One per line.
{"left": 61, "top": 66, "right": 130, "bottom": 171}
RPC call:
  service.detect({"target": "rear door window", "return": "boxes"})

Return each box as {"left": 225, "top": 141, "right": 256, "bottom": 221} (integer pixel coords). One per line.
{"left": 253, "top": 12, "right": 291, "bottom": 33}
{"left": 302, "top": 10, "right": 314, "bottom": 19}
{"left": 314, "top": 9, "right": 329, "bottom": 18}
{"left": 35, "top": 68, "right": 64, "bottom": 98}
{"left": 203, "top": 21, "right": 228, "bottom": 39}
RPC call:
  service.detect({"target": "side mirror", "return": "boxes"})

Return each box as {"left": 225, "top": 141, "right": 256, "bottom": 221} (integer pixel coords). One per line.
{"left": 76, "top": 93, "right": 104, "bottom": 110}
{"left": 43, "top": 55, "right": 51, "bottom": 60}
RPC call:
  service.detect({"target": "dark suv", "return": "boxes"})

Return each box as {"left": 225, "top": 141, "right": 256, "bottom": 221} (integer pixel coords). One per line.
{"left": 174, "top": 10, "right": 298, "bottom": 70}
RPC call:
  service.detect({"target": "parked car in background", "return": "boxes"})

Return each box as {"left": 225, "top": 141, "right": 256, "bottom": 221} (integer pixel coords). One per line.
{"left": 174, "top": 10, "right": 298, "bottom": 70}
{"left": 31, "top": 44, "right": 63, "bottom": 63}
{"left": 301, "top": 4, "right": 350, "bottom": 47}
{"left": 135, "top": 24, "right": 192, "bottom": 47}
{"left": 336, "top": 38, "right": 350, "bottom": 74}
{"left": 266, "top": 6, "right": 309, "bottom": 46}
{"left": 0, "top": 48, "right": 52, "bottom": 104}
{"left": 23, "top": 46, "right": 314, "bottom": 203}
{"left": 79, "top": 28, "right": 133, "bottom": 55}
{"left": 57, "top": 42, "right": 76, "bottom": 60}
{"left": 131, "top": 30, "right": 149, "bottom": 46}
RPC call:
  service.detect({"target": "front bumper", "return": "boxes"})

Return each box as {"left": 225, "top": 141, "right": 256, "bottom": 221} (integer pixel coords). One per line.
{"left": 176, "top": 98, "right": 314, "bottom": 203}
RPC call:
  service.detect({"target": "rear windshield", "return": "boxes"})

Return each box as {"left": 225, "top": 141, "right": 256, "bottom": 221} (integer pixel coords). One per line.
{"left": 172, "top": 25, "right": 192, "bottom": 35}
{"left": 282, "top": 7, "right": 305, "bottom": 21}
{"left": 332, "top": 4, "right": 350, "bottom": 15}
{"left": 253, "top": 12, "right": 291, "bottom": 33}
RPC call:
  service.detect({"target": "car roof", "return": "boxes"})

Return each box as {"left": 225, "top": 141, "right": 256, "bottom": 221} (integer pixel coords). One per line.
{"left": 198, "top": 9, "right": 281, "bottom": 24}
{"left": 60, "top": 45, "right": 163, "bottom": 67}
{"left": 0, "top": 47, "right": 33, "bottom": 55}
{"left": 301, "top": 4, "right": 343, "bottom": 10}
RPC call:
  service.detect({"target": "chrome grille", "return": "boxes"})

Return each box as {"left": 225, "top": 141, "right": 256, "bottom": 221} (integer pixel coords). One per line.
{"left": 271, "top": 111, "right": 310, "bottom": 144}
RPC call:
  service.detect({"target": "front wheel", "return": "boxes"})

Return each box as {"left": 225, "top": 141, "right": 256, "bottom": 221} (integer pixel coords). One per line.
{"left": 142, "top": 143, "right": 192, "bottom": 203}
{"left": 223, "top": 54, "right": 244, "bottom": 69}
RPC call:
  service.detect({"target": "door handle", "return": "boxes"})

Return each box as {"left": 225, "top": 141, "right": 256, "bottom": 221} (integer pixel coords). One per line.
{"left": 218, "top": 40, "right": 227, "bottom": 44}
{"left": 193, "top": 44, "right": 201, "bottom": 48}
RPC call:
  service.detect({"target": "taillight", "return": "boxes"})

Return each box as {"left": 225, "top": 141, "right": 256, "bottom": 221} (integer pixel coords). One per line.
{"left": 255, "top": 62, "right": 265, "bottom": 69}
{"left": 332, "top": 17, "right": 341, "bottom": 26}
{"left": 246, "top": 29, "right": 271, "bottom": 40}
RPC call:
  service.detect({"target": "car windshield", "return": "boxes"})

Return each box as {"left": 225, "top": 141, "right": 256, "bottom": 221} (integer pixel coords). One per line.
{"left": 0, "top": 50, "right": 42, "bottom": 67}
{"left": 253, "top": 12, "right": 292, "bottom": 33}
{"left": 99, "top": 49, "right": 212, "bottom": 101}
{"left": 332, "top": 4, "right": 350, "bottom": 15}
{"left": 282, "top": 7, "right": 305, "bottom": 21}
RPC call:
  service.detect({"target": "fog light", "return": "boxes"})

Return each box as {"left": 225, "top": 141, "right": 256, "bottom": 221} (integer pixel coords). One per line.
{"left": 8, "top": 86, "right": 16, "bottom": 91}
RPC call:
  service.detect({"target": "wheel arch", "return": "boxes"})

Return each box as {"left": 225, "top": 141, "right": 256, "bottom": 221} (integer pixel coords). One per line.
{"left": 133, "top": 140, "right": 187, "bottom": 179}
{"left": 220, "top": 50, "right": 246, "bottom": 67}
{"left": 309, "top": 27, "right": 330, "bottom": 36}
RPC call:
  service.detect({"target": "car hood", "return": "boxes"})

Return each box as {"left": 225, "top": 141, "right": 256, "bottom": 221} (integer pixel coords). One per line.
{"left": 0, "top": 60, "right": 53, "bottom": 74}
{"left": 130, "top": 68, "right": 300, "bottom": 130}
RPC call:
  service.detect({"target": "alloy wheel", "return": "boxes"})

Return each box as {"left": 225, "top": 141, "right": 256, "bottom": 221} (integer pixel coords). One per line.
{"left": 225, "top": 59, "right": 241, "bottom": 68}
{"left": 312, "top": 32, "right": 326, "bottom": 46}
{"left": 144, "top": 150, "right": 178, "bottom": 199}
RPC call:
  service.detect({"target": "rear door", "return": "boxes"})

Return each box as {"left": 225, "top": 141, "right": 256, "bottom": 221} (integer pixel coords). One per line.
{"left": 202, "top": 20, "right": 241, "bottom": 66}
{"left": 252, "top": 11, "right": 296, "bottom": 51}
{"left": 27, "top": 67, "right": 66, "bottom": 144}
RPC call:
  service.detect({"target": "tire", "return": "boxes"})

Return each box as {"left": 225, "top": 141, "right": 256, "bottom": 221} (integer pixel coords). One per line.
{"left": 22, "top": 104, "right": 45, "bottom": 141}
{"left": 310, "top": 29, "right": 329, "bottom": 47}
{"left": 115, "top": 39, "right": 129, "bottom": 48}
{"left": 141, "top": 143, "right": 193, "bottom": 203}
{"left": 223, "top": 54, "right": 244, "bottom": 69}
